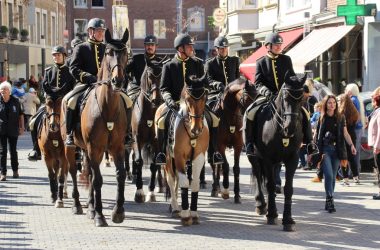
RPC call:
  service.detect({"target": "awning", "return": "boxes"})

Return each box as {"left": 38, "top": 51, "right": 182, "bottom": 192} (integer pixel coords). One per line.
{"left": 286, "top": 25, "right": 355, "bottom": 73}
{"left": 239, "top": 28, "right": 303, "bottom": 81}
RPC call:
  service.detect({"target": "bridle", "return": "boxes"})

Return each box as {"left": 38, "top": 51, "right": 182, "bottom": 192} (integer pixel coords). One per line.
{"left": 140, "top": 67, "right": 162, "bottom": 104}
{"left": 183, "top": 86, "right": 207, "bottom": 138}
{"left": 105, "top": 44, "right": 128, "bottom": 89}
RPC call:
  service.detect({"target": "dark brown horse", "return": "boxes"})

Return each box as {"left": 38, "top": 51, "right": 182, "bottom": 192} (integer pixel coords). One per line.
{"left": 209, "top": 78, "right": 255, "bottom": 203}
{"left": 155, "top": 76, "right": 209, "bottom": 226}
{"left": 127, "top": 60, "right": 164, "bottom": 203}
{"left": 61, "top": 28, "right": 130, "bottom": 227}
{"left": 38, "top": 97, "right": 68, "bottom": 208}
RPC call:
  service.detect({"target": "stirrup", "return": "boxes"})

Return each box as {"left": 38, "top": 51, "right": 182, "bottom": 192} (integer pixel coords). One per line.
{"left": 306, "top": 142, "right": 319, "bottom": 156}
{"left": 155, "top": 152, "right": 167, "bottom": 166}
{"left": 65, "top": 135, "right": 75, "bottom": 147}
{"left": 213, "top": 152, "right": 224, "bottom": 165}
{"left": 28, "top": 151, "right": 41, "bottom": 161}
{"left": 245, "top": 143, "right": 254, "bottom": 157}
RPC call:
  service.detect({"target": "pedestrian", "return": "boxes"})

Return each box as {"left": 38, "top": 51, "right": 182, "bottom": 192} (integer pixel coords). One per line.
{"left": 368, "top": 87, "right": 380, "bottom": 199}
{"left": 337, "top": 93, "right": 360, "bottom": 186}
{"left": 314, "top": 95, "right": 356, "bottom": 212}
{"left": 0, "top": 81, "right": 24, "bottom": 181}
{"left": 22, "top": 88, "right": 40, "bottom": 131}
{"left": 28, "top": 75, "right": 39, "bottom": 91}
{"left": 345, "top": 83, "right": 365, "bottom": 182}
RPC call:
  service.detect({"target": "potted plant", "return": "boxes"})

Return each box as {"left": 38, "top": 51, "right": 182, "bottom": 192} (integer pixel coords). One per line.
{"left": 0, "top": 25, "right": 8, "bottom": 39}
{"left": 20, "top": 29, "right": 29, "bottom": 42}
{"left": 9, "top": 27, "right": 19, "bottom": 40}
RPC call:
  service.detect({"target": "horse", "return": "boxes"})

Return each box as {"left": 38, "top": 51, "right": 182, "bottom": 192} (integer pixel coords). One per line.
{"left": 38, "top": 97, "right": 68, "bottom": 208}
{"left": 61, "top": 28, "right": 130, "bottom": 227}
{"left": 209, "top": 78, "right": 256, "bottom": 203}
{"left": 249, "top": 74, "right": 306, "bottom": 231}
{"left": 155, "top": 75, "right": 209, "bottom": 226}
{"left": 128, "top": 59, "right": 165, "bottom": 203}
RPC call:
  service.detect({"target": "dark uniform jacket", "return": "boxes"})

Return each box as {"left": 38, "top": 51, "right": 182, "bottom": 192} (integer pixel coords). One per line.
{"left": 125, "top": 54, "right": 163, "bottom": 86}
{"left": 160, "top": 56, "right": 204, "bottom": 104}
{"left": 0, "top": 96, "right": 23, "bottom": 137}
{"left": 42, "top": 64, "right": 76, "bottom": 99}
{"left": 70, "top": 39, "right": 106, "bottom": 85}
{"left": 205, "top": 56, "right": 240, "bottom": 94}
{"left": 255, "top": 54, "right": 295, "bottom": 94}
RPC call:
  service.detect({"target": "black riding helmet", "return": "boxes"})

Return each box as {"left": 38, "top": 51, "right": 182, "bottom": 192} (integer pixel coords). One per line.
{"left": 174, "top": 33, "right": 194, "bottom": 50}
{"left": 214, "top": 36, "right": 229, "bottom": 48}
{"left": 264, "top": 33, "right": 283, "bottom": 46}
{"left": 71, "top": 38, "right": 82, "bottom": 48}
{"left": 144, "top": 35, "right": 158, "bottom": 45}
{"left": 87, "top": 18, "right": 106, "bottom": 30}
{"left": 51, "top": 45, "right": 66, "bottom": 56}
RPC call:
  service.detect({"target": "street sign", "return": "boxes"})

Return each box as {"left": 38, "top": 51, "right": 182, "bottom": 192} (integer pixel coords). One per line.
{"left": 337, "top": 0, "right": 377, "bottom": 25}
{"left": 213, "top": 8, "right": 226, "bottom": 26}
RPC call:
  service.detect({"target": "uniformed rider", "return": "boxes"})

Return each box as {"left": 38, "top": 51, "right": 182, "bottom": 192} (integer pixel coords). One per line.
{"left": 65, "top": 18, "right": 133, "bottom": 148}
{"left": 125, "top": 35, "right": 163, "bottom": 103}
{"left": 204, "top": 36, "right": 239, "bottom": 164}
{"left": 154, "top": 33, "right": 223, "bottom": 165}
{"left": 244, "top": 32, "right": 318, "bottom": 157}
{"left": 28, "top": 46, "right": 76, "bottom": 161}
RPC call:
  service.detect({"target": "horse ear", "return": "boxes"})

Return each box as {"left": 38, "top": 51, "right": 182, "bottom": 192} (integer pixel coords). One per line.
{"left": 121, "top": 28, "right": 129, "bottom": 44}
{"left": 105, "top": 29, "right": 112, "bottom": 44}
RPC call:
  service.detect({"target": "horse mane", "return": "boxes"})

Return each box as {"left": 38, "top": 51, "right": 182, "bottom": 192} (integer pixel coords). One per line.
{"left": 97, "top": 59, "right": 108, "bottom": 81}
{"left": 226, "top": 77, "right": 245, "bottom": 93}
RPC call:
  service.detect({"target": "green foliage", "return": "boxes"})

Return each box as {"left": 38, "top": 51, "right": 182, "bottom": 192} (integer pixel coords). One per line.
{"left": 0, "top": 25, "right": 8, "bottom": 33}
{"left": 10, "top": 27, "right": 19, "bottom": 35}
{"left": 20, "top": 29, "right": 29, "bottom": 36}
{"left": 207, "top": 16, "right": 215, "bottom": 29}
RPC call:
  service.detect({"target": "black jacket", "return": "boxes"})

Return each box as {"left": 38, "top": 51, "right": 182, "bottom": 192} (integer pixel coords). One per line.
{"left": 255, "top": 54, "right": 295, "bottom": 94}
{"left": 160, "top": 56, "right": 204, "bottom": 104}
{"left": 70, "top": 39, "right": 106, "bottom": 85}
{"left": 205, "top": 55, "right": 240, "bottom": 95}
{"left": 42, "top": 64, "right": 76, "bottom": 99}
{"left": 0, "top": 96, "right": 23, "bottom": 137}
{"left": 125, "top": 53, "right": 163, "bottom": 86}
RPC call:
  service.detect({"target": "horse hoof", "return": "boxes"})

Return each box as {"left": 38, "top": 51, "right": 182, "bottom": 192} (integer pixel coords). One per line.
{"left": 72, "top": 206, "right": 83, "bottom": 215}
{"left": 63, "top": 192, "right": 68, "bottom": 199}
{"left": 147, "top": 194, "right": 156, "bottom": 202}
{"left": 87, "top": 210, "right": 95, "bottom": 220}
{"left": 51, "top": 197, "right": 57, "bottom": 204}
{"left": 200, "top": 182, "right": 207, "bottom": 189}
{"left": 55, "top": 200, "right": 64, "bottom": 208}
{"left": 111, "top": 207, "right": 125, "bottom": 224}
{"left": 221, "top": 193, "right": 229, "bottom": 200}
{"left": 95, "top": 215, "right": 108, "bottom": 227}
{"left": 181, "top": 217, "right": 193, "bottom": 226}
{"left": 283, "top": 224, "right": 296, "bottom": 232}
{"left": 134, "top": 194, "right": 146, "bottom": 203}
{"left": 234, "top": 195, "right": 242, "bottom": 204}
{"left": 267, "top": 217, "right": 278, "bottom": 225}
{"left": 192, "top": 217, "right": 200, "bottom": 225}
{"left": 211, "top": 189, "right": 219, "bottom": 197}
{"left": 126, "top": 171, "right": 132, "bottom": 181}
{"left": 255, "top": 206, "right": 267, "bottom": 216}
{"left": 171, "top": 210, "right": 181, "bottom": 218}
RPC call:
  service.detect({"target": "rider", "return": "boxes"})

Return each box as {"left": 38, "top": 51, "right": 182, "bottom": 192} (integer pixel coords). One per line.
{"left": 125, "top": 34, "right": 163, "bottom": 103}
{"left": 244, "top": 32, "right": 318, "bottom": 157}
{"left": 28, "top": 46, "right": 76, "bottom": 161}
{"left": 204, "top": 36, "right": 240, "bottom": 164}
{"left": 154, "top": 33, "right": 223, "bottom": 165}
{"left": 65, "top": 18, "right": 133, "bottom": 148}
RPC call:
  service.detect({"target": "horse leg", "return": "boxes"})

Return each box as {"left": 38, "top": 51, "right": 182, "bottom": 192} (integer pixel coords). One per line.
{"left": 210, "top": 163, "right": 219, "bottom": 197}
{"left": 189, "top": 153, "right": 205, "bottom": 225}
{"left": 178, "top": 160, "right": 192, "bottom": 226}
{"left": 91, "top": 162, "right": 108, "bottom": 227}
{"left": 233, "top": 147, "right": 242, "bottom": 204}
{"left": 221, "top": 159, "right": 230, "bottom": 200}
{"left": 111, "top": 151, "right": 126, "bottom": 224}
{"left": 63, "top": 174, "right": 68, "bottom": 199}
{"left": 157, "top": 166, "right": 165, "bottom": 193}
{"left": 47, "top": 163, "right": 58, "bottom": 204}
{"left": 132, "top": 153, "right": 137, "bottom": 184}
{"left": 199, "top": 164, "right": 207, "bottom": 189}
{"left": 266, "top": 164, "right": 278, "bottom": 225}
{"left": 147, "top": 163, "right": 157, "bottom": 202}
{"left": 250, "top": 157, "right": 267, "bottom": 215}
{"left": 67, "top": 148, "right": 83, "bottom": 215}
{"left": 55, "top": 160, "right": 65, "bottom": 208}
{"left": 134, "top": 149, "right": 145, "bottom": 203}
{"left": 282, "top": 155, "right": 298, "bottom": 232}
{"left": 124, "top": 148, "right": 132, "bottom": 181}
{"left": 104, "top": 151, "right": 111, "bottom": 167}
{"left": 166, "top": 162, "right": 180, "bottom": 217}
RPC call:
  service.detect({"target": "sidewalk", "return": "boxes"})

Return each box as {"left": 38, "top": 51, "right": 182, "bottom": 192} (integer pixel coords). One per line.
{"left": 1, "top": 132, "right": 379, "bottom": 249}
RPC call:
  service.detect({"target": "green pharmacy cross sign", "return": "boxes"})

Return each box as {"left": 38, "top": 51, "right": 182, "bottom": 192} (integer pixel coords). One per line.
{"left": 337, "top": 0, "right": 377, "bottom": 25}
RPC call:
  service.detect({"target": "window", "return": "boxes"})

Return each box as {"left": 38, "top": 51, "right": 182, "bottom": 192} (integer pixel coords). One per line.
{"left": 287, "top": 0, "right": 311, "bottom": 9}
{"left": 0, "top": 3, "right": 2, "bottom": 26}
{"left": 36, "top": 12, "right": 41, "bottom": 44}
{"left": 187, "top": 7, "right": 204, "bottom": 32}
{"left": 74, "top": 19, "right": 88, "bottom": 38}
{"left": 74, "top": 0, "right": 87, "bottom": 8}
{"left": 153, "top": 19, "right": 166, "bottom": 39}
{"left": 92, "top": 0, "right": 103, "bottom": 7}
{"left": 133, "top": 19, "right": 146, "bottom": 39}
{"left": 244, "top": 0, "right": 256, "bottom": 7}
{"left": 18, "top": 6, "right": 23, "bottom": 31}
{"left": 51, "top": 16, "right": 56, "bottom": 45}
{"left": 8, "top": 3, "right": 13, "bottom": 28}
{"left": 43, "top": 13, "right": 47, "bottom": 41}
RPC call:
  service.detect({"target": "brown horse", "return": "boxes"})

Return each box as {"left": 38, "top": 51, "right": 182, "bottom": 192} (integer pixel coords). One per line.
{"left": 61, "top": 28, "right": 129, "bottom": 227}
{"left": 155, "top": 76, "right": 209, "bottom": 226}
{"left": 209, "top": 78, "right": 256, "bottom": 203}
{"left": 38, "top": 97, "right": 68, "bottom": 208}
{"left": 127, "top": 60, "right": 164, "bottom": 203}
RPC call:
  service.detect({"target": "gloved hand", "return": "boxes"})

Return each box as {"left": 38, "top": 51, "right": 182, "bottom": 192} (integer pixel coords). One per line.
{"left": 216, "top": 82, "right": 225, "bottom": 92}
{"left": 259, "top": 86, "right": 272, "bottom": 99}
{"left": 167, "top": 99, "right": 179, "bottom": 110}
{"left": 83, "top": 73, "right": 98, "bottom": 84}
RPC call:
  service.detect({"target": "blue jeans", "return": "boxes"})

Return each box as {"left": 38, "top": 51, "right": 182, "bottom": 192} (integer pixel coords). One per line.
{"left": 322, "top": 145, "right": 340, "bottom": 197}
{"left": 354, "top": 128, "right": 362, "bottom": 174}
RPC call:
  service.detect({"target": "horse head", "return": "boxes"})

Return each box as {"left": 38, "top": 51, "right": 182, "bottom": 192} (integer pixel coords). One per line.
{"left": 142, "top": 59, "right": 164, "bottom": 108}
{"left": 184, "top": 75, "right": 208, "bottom": 137}
{"left": 223, "top": 77, "right": 256, "bottom": 113}
{"left": 276, "top": 73, "right": 306, "bottom": 138}
{"left": 102, "top": 28, "right": 129, "bottom": 88}
{"left": 45, "top": 97, "right": 62, "bottom": 133}
{"left": 241, "top": 79, "right": 256, "bottom": 110}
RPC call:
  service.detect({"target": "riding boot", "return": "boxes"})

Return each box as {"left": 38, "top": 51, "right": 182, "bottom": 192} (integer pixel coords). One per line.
{"left": 155, "top": 128, "right": 167, "bottom": 165}
{"left": 124, "top": 107, "right": 135, "bottom": 149}
{"left": 65, "top": 109, "right": 75, "bottom": 147}
{"left": 244, "top": 119, "right": 255, "bottom": 156}
{"left": 28, "top": 126, "right": 41, "bottom": 161}
{"left": 302, "top": 113, "right": 319, "bottom": 157}
{"left": 325, "top": 195, "right": 336, "bottom": 213}
{"left": 210, "top": 127, "right": 224, "bottom": 165}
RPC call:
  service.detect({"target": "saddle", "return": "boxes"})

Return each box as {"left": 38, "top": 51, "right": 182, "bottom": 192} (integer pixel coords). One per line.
{"left": 166, "top": 109, "right": 178, "bottom": 156}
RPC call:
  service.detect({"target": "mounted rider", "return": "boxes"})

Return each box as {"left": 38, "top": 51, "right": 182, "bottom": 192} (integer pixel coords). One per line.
{"left": 244, "top": 32, "right": 318, "bottom": 157}
{"left": 125, "top": 34, "right": 164, "bottom": 103}
{"left": 64, "top": 18, "right": 133, "bottom": 148}
{"left": 204, "top": 36, "right": 239, "bottom": 164}
{"left": 155, "top": 33, "right": 224, "bottom": 165}
{"left": 28, "top": 46, "right": 76, "bottom": 161}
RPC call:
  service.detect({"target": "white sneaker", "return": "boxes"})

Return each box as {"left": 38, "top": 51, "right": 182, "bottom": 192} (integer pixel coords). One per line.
{"left": 341, "top": 181, "right": 350, "bottom": 186}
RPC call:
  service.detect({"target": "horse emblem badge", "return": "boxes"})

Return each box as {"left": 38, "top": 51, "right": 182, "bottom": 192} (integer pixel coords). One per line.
{"left": 107, "top": 122, "right": 114, "bottom": 131}
{"left": 229, "top": 126, "right": 236, "bottom": 133}
{"left": 52, "top": 140, "right": 59, "bottom": 147}
{"left": 282, "top": 138, "right": 290, "bottom": 147}
{"left": 147, "top": 120, "right": 153, "bottom": 127}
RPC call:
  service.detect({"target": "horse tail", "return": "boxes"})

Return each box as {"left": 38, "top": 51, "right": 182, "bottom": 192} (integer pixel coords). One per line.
{"left": 78, "top": 154, "right": 91, "bottom": 189}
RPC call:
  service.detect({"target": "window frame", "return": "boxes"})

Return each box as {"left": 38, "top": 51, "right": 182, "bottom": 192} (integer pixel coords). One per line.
{"left": 133, "top": 19, "right": 146, "bottom": 39}
{"left": 153, "top": 19, "right": 166, "bottom": 39}
{"left": 74, "top": 0, "right": 88, "bottom": 8}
